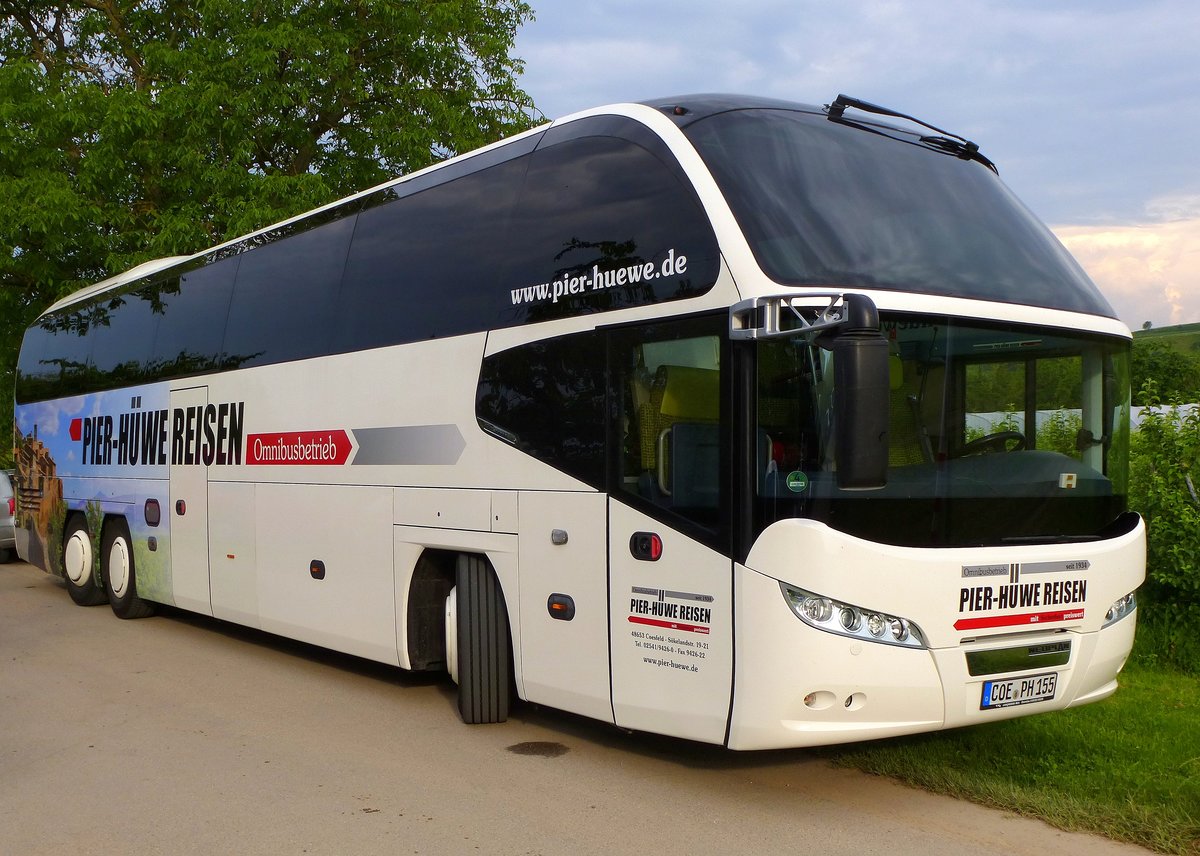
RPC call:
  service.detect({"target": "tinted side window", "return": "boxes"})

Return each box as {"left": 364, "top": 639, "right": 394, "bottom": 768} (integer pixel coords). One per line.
{"left": 150, "top": 257, "right": 239, "bottom": 377}
{"left": 476, "top": 329, "right": 607, "bottom": 488}
{"left": 16, "top": 303, "right": 94, "bottom": 402}
{"left": 87, "top": 284, "right": 160, "bottom": 388}
{"left": 503, "top": 134, "right": 720, "bottom": 325}
{"left": 15, "top": 319, "right": 52, "bottom": 404}
{"left": 223, "top": 214, "right": 355, "bottom": 367}
{"left": 337, "top": 156, "right": 529, "bottom": 352}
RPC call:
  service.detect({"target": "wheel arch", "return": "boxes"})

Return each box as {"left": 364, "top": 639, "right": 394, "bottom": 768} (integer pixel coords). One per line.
{"left": 404, "top": 548, "right": 457, "bottom": 672}
{"left": 398, "top": 542, "right": 523, "bottom": 698}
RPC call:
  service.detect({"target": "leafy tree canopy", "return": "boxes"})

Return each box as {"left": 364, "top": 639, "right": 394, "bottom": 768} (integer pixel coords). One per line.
{"left": 1132, "top": 340, "right": 1200, "bottom": 406}
{"left": 0, "top": 0, "right": 538, "bottom": 462}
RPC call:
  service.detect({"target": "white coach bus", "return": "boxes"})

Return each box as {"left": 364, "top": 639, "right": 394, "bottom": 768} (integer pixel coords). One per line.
{"left": 14, "top": 94, "right": 1143, "bottom": 749}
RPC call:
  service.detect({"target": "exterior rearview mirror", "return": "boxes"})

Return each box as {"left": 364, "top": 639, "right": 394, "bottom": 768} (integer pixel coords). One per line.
{"left": 831, "top": 294, "right": 889, "bottom": 490}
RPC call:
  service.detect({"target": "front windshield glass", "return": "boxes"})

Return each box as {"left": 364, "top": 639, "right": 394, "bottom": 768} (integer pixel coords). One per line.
{"left": 755, "top": 315, "right": 1131, "bottom": 547}
{"left": 685, "top": 108, "right": 1115, "bottom": 318}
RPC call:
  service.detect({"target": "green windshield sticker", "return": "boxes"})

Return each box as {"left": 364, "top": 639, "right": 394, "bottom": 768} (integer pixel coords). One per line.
{"left": 786, "top": 471, "right": 809, "bottom": 493}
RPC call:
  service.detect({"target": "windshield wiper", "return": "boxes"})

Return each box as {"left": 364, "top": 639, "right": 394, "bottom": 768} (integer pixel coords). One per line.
{"left": 1001, "top": 534, "right": 1102, "bottom": 545}
{"left": 825, "top": 94, "right": 998, "bottom": 174}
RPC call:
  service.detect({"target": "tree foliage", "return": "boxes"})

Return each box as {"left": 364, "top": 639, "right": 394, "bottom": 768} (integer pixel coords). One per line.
{"left": 1, "top": 0, "right": 538, "bottom": 462}
{"left": 964, "top": 356, "right": 1082, "bottom": 415}
{"left": 1131, "top": 339, "right": 1200, "bottom": 405}
{"left": 1128, "top": 387, "right": 1200, "bottom": 671}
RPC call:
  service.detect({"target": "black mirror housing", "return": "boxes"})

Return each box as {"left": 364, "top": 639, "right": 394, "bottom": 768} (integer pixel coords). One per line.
{"left": 832, "top": 294, "right": 889, "bottom": 490}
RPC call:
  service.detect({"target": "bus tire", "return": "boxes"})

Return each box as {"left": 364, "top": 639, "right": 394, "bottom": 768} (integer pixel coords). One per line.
{"left": 102, "top": 519, "right": 154, "bottom": 620}
{"left": 453, "top": 554, "right": 511, "bottom": 724}
{"left": 63, "top": 514, "right": 106, "bottom": 606}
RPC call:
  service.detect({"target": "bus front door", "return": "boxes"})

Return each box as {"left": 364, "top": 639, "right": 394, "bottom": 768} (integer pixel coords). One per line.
{"left": 607, "top": 499, "right": 734, "bottom": 745}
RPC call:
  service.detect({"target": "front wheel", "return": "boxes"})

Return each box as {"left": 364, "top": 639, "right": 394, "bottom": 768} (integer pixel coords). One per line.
{"left": 64, "top": 515, "right": 106, "bottom": 605}
{"left": 103, "top": 520, "right": 154, "bottom": 619}
{"left": 447, "top": 555, "right": 511, "bottom": 724}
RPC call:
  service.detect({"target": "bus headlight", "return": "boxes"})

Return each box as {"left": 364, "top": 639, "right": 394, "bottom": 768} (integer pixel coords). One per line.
{"left": 801, "top": 595, "right": 833, "bottom": 623}
{"left": 780, "top": 583, "right": 927, "bottom": 649}
{"left": 1103, "top": 591, "right": 1137, "bottom": 628}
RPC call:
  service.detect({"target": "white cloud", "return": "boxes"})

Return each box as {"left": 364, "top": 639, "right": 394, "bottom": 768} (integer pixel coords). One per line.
{"left": 1053, "top": 219, "right": 1200, "bottom": 328}
{"left": 1145, "top": 194, "right": 1200, "bottom": 222}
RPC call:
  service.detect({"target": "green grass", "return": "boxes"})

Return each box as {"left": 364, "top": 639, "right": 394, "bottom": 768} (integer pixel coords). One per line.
{"left": 1134, "top": 322, "right": 1200, "bottom": 354}
{"left": 823, "top": 652, "right": 1199, "bottom": 854}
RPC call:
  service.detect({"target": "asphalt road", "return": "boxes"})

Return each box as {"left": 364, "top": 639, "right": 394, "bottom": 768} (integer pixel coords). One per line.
{"left": 0, "top": 560, "right": 1150, "bottom": 855}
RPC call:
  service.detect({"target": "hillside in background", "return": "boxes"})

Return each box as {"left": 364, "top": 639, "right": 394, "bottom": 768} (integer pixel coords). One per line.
{"left": 1133, "top": 321, "right": 1200, "bottom": 351}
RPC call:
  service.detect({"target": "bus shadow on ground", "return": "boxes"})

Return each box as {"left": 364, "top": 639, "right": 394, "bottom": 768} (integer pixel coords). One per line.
{"left": 150, "top": 599, "right": 827, "bottom": 774}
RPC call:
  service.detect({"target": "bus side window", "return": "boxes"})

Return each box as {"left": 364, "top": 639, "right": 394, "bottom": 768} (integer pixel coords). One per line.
{"left": 615, "top": 322, "right": 724, "bottom": 529}
{"left": 86, "top": 284, "right": 158, "bottom": 389}
{"left": 17, "top": 304, "right": 92, "bottom": 402}
{"left": 476, "top": 329, "right": 607, "bottom": 489}
{"left": 151, "top": 260, "right": 239, "bottom": 376}
{"left": 502, "top": 124, "right": 720, "bottom": 325}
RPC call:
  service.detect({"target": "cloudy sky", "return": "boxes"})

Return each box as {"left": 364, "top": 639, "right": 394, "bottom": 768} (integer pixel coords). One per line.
{"left": 514, "top": 0, "right": 1200, "bottom": 329}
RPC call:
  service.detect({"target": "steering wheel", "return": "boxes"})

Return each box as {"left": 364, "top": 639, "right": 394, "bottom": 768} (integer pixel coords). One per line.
{"left": 956, "top": 430, "right": 1026, "bottom": 456}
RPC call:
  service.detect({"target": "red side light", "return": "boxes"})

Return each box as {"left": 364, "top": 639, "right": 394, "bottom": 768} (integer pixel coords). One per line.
{"left": 629, "top": 532, "right": 663, "bottom": 562}
{"left": 7, "top": 497, "right": 13, "bottom": 516}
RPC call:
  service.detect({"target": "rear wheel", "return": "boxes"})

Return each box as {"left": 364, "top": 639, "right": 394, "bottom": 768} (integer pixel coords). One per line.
{"left": 449, "top": 554, "right": 511, "bottom": 724}
{"left": 103, "top": 520, "right": 154, "bottom": 619}
{"left": 63, "top": 515, "right": 106, "bottom": 605}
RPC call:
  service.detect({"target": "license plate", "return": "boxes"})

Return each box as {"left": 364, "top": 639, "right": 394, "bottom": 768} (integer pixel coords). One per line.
{"left": 980, "top": 672, "right": 1057, "bottom": 710}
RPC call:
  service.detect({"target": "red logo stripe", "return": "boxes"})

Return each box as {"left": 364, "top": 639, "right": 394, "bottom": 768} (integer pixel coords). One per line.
{"left": 954, "top": 608, "right": 1085, "bottom": 631}
{"left": 628, "top": 615, "right": 711, "bottom": 635}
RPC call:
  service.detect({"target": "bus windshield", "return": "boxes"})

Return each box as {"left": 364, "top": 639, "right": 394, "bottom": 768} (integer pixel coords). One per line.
{"left": 754, "top": 315, "right": 1132, "bottom": 547}
{"left": 685, "top": 107, "right": 1115, "bottom": 318}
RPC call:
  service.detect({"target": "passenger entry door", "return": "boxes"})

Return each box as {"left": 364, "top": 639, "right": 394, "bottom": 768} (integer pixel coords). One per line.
{"left": 607, "top": 316, "right": 734, "bottom": 745}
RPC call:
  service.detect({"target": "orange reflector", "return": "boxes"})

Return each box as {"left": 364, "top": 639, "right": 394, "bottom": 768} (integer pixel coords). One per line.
{"left": 547, "top": 594, "right": 575, "bottom": 621}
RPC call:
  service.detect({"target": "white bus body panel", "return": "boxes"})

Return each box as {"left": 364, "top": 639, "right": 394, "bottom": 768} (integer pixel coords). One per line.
{"left": 727, "top": 518, "right": 1145, "bottom": 749}
{"left": 729, "top": 563, "right": 944, "bottom": 750}
{"left": 169, "top": 386, "right": 212, "bottom": 614}
{"left": 208, "top": 481, "right": 258, "bottom": 627}
{"left": 516, "top": 490, "right": 613, "bottom": 722}
{"left": 254, "top": 482, "right": 398, "bottom": 665}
